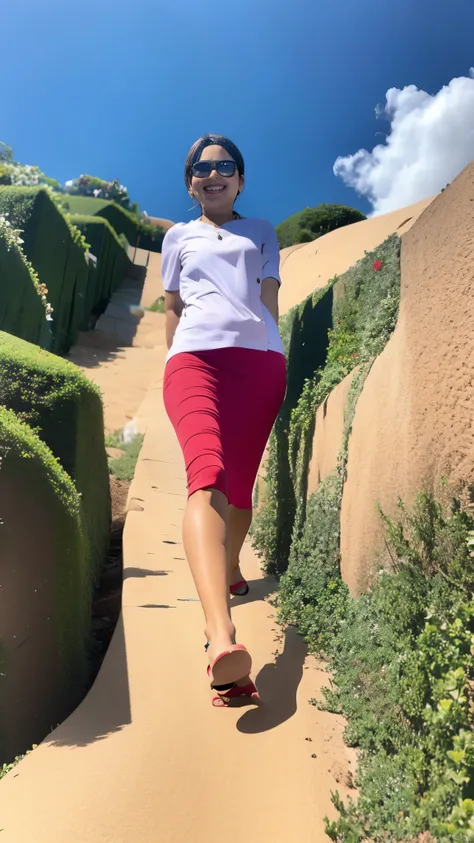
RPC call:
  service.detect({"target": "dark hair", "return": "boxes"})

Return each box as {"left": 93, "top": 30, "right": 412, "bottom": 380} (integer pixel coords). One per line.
{"left": 184, "top": 133, "right": 245, "bottom": 190}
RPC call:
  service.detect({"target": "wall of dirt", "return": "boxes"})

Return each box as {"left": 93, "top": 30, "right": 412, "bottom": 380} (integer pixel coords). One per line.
{"left": 307, "top": 371, "right": 357, "bottom": 497}
{"left": 340, "top": 163, "right": 474, "bottom": 595}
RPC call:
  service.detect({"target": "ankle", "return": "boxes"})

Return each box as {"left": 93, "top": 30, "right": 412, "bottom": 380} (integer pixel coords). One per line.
{"left": 205, "top": 619, "right": 236, "bottom": 645}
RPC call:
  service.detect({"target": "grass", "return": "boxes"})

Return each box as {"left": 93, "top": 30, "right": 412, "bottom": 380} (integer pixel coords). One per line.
{"left": 0, "top": 746, "right": 37, "bottom": 781}
{"left": 106, "top": 429, "right": 144, "bottom": 482}
{"left": 145, "top": 297, "right": 165, "bottom": 313}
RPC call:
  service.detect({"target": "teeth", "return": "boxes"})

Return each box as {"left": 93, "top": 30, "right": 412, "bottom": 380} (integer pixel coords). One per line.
{"left": 205, "top": 186, "right": 224, "bottom": 191}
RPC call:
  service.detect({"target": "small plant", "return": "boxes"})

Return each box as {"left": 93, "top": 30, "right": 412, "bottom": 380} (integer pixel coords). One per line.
{"left": 106, "top": 427, "right": 144, "bottom": 483}
{"left": 146, "top": 297, "right": 165, "bottom": 313}
{"left": 1, "top": 745, "right": 37, "bottom": 780}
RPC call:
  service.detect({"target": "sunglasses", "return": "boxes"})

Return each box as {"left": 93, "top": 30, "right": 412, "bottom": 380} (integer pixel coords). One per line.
{"left": 191, "top": 160, "right": 238, "bottom": 179}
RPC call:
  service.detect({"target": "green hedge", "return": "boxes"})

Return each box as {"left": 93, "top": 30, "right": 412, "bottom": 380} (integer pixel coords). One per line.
{"left": 72, "top": 215, "right": 131, "bottom": 326}
{"left": 0, "top": 406, "right": 90, "bottom": 760}
{"left": 63, "top": 195, "right": 139, "bottom": 245}
{"left": 0, "top": 331, "right": 111, "bottom": 583}
{"left": 0, "top": 231, "right": 53, "bottom": 349}
{"left": 0, "top": 187, "right": 89, "bottom": 353}
{"left": 62, "top": 195, "right": 165, "bottom": 252}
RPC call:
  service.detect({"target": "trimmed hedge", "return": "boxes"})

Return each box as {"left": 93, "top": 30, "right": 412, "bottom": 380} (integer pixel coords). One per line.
{"left": 72, "top": 215, "right": 131, "bottom": 326}
{"left": 0, "top": 231, "right": 53, "bottom": 349}
{"left": 0, "top": 331, "right": 111, "bottom": 584}
{"left": 0, "top": 406, "right": 90, "bottom": 759}
{"left": 63, "top": 194, "right": 165, "bottom": 252}
{"left": 0, "top": 187, "right": 89, "bottom": 353}
{"left": 63, "top": 195, "right": 139, "bottom": 245}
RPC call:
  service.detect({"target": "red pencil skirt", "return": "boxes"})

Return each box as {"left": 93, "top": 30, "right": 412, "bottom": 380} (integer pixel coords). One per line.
{"left": 163, "top": 347, "right": 286, "bottom": 509}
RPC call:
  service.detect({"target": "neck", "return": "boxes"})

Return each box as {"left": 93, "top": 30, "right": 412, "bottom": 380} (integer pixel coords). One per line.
{"left": 201, "top": 209, "right": 236, "bottom": 227}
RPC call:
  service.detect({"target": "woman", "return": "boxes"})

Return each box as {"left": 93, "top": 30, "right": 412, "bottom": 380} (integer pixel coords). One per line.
{"left": 163, "top": 134, "right": 286, "bottom": 706}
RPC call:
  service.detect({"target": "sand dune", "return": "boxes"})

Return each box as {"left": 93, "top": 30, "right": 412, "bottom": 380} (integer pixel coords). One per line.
{"left": 279, "top": 197, "right": 434, "bottom": 314}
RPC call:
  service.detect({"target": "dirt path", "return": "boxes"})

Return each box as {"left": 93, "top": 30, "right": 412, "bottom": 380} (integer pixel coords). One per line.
{"left": 0, "top": 278, "right": 355, "bottom": 842}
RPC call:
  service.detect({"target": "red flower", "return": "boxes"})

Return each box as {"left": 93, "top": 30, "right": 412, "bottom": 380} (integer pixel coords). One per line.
{"left": 373, "top": 260, "right": 383, "bottom": 271}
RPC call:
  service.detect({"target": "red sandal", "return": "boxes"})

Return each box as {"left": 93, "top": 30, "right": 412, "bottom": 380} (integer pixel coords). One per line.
{"left": 205, "top": 643, "right": 252, "bottom": 687}
{"left": 210, "top": 679, "right": 260, "bottom": 708}
{"left": 230, "top": 579, "right": 250, "bottom": 597}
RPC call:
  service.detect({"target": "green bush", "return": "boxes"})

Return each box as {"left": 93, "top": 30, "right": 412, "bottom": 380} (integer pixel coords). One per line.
{"left": 0, "top": 406, "right": 91, "bottom": 759}
{"left": 0, "top": 187, "right": 89, "bottom": 353}
{"left": 0, "top": 227, "right": 53, "bottom": 349}
{"left": 276, "top": 203, "right": 366, "bottom": 248}
{"left": 0, "top": 331, "right": 111, "bottom": 583}
{"left": 323, "top": 496, "right": 474, "bottom": 842}
{"left": 72, "top": 215, "right": 131, "bottom": 326}
{"left": 61, "top": 195, "right": 164, "bottom": 252}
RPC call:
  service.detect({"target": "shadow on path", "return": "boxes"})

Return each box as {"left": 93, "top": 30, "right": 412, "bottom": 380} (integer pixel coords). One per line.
{"left": 47, "top": 616, "right": 131, "bottom": 748}
{"left": 236, "top": 625, "right": 307, "bottom": 734}
{"left": 123, "top": 568, "right": 170, "bottom": 579}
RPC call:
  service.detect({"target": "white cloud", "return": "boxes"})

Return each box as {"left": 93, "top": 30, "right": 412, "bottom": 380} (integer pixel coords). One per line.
{"left": 334, "top": 69, "right": 474, "bottom": 215}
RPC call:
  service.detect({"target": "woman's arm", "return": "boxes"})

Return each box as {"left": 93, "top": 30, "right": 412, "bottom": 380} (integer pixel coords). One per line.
{"left": 261, "top": 277, "right": 279, "bottom": 323}
{"left": 165, "top": 291, "right": 184, "bottom": 350}
{"left": 260, "top": 221, "right": 281, "bottom": 324}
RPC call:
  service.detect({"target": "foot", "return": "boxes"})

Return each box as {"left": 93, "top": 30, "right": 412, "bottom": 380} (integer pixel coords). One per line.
{"left": 204, "top": 623, "right": 236, "bottom": 671}
{"left": 204, "top": 624, "right": 252, "bottom": 686}
{"left": 230, "top": 566, "right": 249, "bottom": 596}
{"left": 230, "top": 565, "right": 245, "bottom": 587}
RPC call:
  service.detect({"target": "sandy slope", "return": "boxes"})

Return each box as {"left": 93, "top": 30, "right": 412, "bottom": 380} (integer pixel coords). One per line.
{"left": 279, "top": 196, "right": 434, "bottom": 314}
{"left": 0, "top": 284, "right": 355, "bottom": 842}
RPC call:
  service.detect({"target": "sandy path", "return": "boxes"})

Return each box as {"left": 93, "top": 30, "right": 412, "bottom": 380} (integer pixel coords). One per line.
{"left": 0, "top": 283, "right": 356, "bottom": 842}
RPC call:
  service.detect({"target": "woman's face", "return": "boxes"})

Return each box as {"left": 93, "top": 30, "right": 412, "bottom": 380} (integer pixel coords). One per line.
{"left": 190, "top": 145, "right": 244, "bottom": 213}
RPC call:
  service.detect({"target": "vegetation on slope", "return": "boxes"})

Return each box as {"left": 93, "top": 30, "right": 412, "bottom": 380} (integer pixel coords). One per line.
{"left": 276, "top": 203, "right": 366, "bottom": 248}
{"left": 253, "top": 233, "right": 474, "bottom": 839}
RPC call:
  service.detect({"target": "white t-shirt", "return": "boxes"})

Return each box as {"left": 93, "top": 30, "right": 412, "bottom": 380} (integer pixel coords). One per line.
{"left": 162, "top": 217, "right": 284, "bottom": 361}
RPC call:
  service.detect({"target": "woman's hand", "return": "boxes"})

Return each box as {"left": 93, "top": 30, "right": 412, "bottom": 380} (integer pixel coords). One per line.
{"left": 260, "top": 277, "right": 280, "bottom": 324}
{"left": 165, "top": 291, "right": 184, "bottom": 350}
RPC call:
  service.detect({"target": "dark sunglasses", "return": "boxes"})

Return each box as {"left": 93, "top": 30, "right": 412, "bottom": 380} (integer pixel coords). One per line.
{"left": 191, "top": 160, "right": 238, "bottom": 179}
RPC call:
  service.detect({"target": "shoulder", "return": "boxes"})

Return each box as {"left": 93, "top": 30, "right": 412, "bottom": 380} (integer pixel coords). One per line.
{"left": 162, "top": 221, "right": 193, "bottom": 247}
{"left": 238, "top": 217, "right": 277, "bottom": 239}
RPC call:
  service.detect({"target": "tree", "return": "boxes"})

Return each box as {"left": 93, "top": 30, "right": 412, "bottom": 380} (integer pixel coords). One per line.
{"left": 276, "top": 203, "right": 367, "bottom": 248}
{"left": 0, "top": 142, "right": 14, "bottom": 164}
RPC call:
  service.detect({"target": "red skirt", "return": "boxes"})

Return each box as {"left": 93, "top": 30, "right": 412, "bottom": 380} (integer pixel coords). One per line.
{"left": 163, "top": 347, "right": 286, "bottom": 509}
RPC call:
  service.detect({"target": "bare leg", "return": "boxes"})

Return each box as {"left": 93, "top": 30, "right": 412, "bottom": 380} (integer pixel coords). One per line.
{"left": 182, "top": 489, "right": 235, "bottom": 665}
{"left": 229, "top": 505, "right": 252, "bottom": 586}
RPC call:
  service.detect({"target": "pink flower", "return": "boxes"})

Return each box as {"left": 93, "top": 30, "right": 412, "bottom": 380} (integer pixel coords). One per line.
{"left": 373, "top": 259, "right": 383, "bottom": 271}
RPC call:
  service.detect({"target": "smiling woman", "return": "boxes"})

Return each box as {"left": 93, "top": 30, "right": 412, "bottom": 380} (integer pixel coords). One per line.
{"left": 162, "top": 133, "right": 286, "bottom": 708}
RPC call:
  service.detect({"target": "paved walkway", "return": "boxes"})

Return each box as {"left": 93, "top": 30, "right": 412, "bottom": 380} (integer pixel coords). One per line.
{"left": 0, "top": 270, "right": 355, "bottom": 842}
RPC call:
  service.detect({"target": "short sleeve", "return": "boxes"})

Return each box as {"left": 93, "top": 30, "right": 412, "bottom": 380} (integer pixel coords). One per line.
{"left": 261, "top": 221, "right": 281, "bottom": 286}
{"left": 161, "top": 226, "right": 182, "bottom": 292}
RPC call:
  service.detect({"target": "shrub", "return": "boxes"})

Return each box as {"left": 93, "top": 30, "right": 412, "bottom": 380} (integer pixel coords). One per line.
{"left": 71, "top": 215, "right": 131, "bottom": 325}
{"left": 0, "top": 406, "right": 91, "bottom": 760}
{"left": 0, "top": 219, "right": 53, "bottom": 349}
{"left": 61, "top": 194, "right": 164, "bottom": 252}
{"left": 323, "top": 496, "right": 474, "bottom": 841}
{"left": 0, "top": 331, "right": 111, "bottom": 584}
{"left": 0, "top": 187, "right": 89, "bottom": 353}
{"left": 276, "top": 203, "right": 367, "bottom": 248}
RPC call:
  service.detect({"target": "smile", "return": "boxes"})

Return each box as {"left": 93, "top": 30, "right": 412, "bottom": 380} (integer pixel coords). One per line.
{"left": 204, "top": 185, "right": 226, "bottom": 193}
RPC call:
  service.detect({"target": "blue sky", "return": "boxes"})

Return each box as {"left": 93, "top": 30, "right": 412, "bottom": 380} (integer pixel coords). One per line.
{"left": 3, "top": 0, "right": 474, "bottom": 225}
